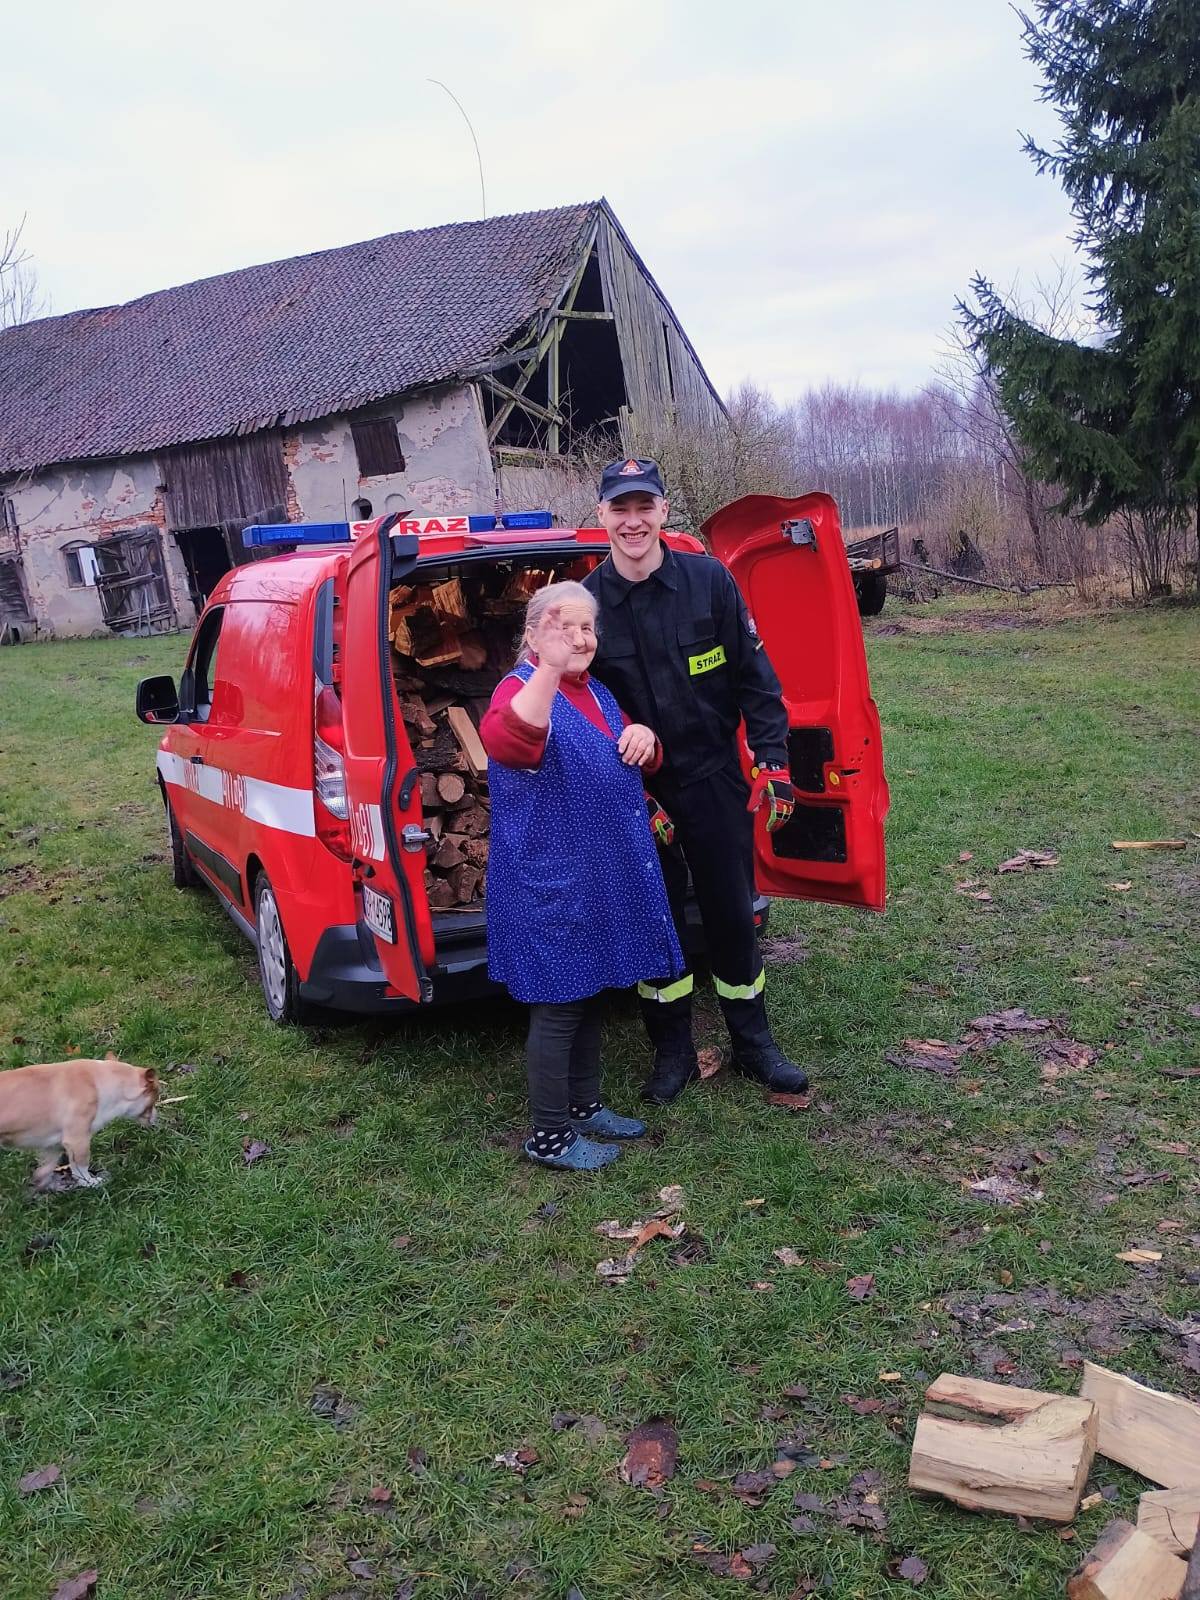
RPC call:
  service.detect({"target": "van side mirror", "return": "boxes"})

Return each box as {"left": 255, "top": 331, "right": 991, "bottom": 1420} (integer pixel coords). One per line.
{"left": 136, "top": 675, "right": 180, "bottom": 725}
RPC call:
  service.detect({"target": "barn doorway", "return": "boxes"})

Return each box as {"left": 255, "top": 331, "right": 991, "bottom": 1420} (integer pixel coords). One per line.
{"left": 175, "top": 527, "right": 233, "bottom": 613}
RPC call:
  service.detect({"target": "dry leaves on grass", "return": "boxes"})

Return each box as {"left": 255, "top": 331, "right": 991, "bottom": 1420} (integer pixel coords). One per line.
{"left": 619, "top": 1419, "right": 678, "bottom": 1488}
{"left": 17, "top": 1464, "right": 61, "bottom": 1494}
{"left": 697, "top": 1047, "right": 724, "bottom": 1080}
{"left": 886, "top": 1038, "right": 967, "bottom": 1076}
{"left": 595, "top": 1186, "right": 687, "bottom": 1281}
{"left": 241, "top": 1138, "right": 271, "bottom": 1165}
{"left": 954, "top": 879, "right": 993, "bottom": 902}
{"left": 50, "top": 1576, "right": 98, "bottom": 1600}
{"left": 888, "top": 1554, "right": 930, "bottom": 1585}
{"left": 309, "top": 1385, "right": 359, "bottom": 1430}
{"left": 1039, "top": 1040, "right": 1098, "bottom": 1081}
{"left": 1116, "top": 1248, "right": 1163, "bottom": 1265}
{"left": 996, "top": 849, "right": 1059, "bottom": 873}
{"left": 969, "top": 1175, "right": 1044, "bottom": 1207}
{"left": 774, "top": 1247, "right": 806, "bottom": 1268}
{"left": 690, "top": 1542, "right": 776, "bottom": 1579}
{"left": 767, "top": 1090, "right": 812, "bottom": 1110}
{"left": 846, "top": 1273, "right": 876, "bottom": 1301}
{"left": 493, "top": 1445, "right": 540, "bottom": 1474}
{"left": 968, "top": 1008, "right": 1052, "bottom": 1037}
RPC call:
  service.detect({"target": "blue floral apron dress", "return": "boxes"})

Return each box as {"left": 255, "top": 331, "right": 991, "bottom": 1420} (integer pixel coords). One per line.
{"left": 486, "top": 663, "right": 685, "bottom": 1005}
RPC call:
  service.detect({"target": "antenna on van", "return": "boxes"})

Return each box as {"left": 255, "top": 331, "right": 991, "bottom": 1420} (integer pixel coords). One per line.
{"left": 428, "top": 79, "right": 487, "bottom": 219}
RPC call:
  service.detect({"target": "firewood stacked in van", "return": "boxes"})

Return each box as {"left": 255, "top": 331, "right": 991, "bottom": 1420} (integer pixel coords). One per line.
{"left": 388, "top": 567, "right": 555, "bottom": 909}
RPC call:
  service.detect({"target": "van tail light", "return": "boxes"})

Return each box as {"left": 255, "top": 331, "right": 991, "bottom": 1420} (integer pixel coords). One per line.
{"left": 313, "top": 681, "right": 353, "bottom": 861}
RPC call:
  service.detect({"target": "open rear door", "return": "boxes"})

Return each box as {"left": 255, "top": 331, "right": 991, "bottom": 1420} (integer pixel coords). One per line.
{"left": 341, "top": 517, "right": 432, "bottom": 1000}
{"left": 703, "top": 493, "right": 889, "bottom": 911}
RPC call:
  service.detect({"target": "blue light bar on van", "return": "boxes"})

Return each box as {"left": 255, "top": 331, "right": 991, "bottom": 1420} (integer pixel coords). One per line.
{"left": 466, "top": 510, "right": 554, "bottom": 533}
{"left": 242, "top": 522, "right": 352, "bottom": 548}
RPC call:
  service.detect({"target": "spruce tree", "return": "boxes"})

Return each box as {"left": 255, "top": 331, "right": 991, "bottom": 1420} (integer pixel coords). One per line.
{"left": 961, "top": 0, "right": 1200, "bottom": 591}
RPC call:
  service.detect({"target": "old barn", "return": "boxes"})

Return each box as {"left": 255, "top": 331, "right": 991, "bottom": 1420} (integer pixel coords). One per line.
{"left": 0, "top": 200, "right": 725, "bottom": 639}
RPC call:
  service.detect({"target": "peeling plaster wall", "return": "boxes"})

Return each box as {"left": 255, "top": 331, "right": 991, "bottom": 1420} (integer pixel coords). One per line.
{"left": 285, "top": 384, "right": 496, "bottom": 523}
{"left": 6, "top": 458, "right": 194, "bottom": 638}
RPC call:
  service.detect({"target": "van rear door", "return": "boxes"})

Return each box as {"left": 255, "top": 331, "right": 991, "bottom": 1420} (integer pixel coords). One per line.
{"left": 341, "top": 518, "right": 431, "bottom": 1001}
{"left": 703, "top": 493, "right": 889, "bottom": 912}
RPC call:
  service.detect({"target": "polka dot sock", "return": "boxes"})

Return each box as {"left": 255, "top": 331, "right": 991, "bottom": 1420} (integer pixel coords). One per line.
{"left": 570, "top": 1100, "right": 603, "bottom": 1121}
{"left": 529, "top": 1126, "right": 578, "bottom": 1157}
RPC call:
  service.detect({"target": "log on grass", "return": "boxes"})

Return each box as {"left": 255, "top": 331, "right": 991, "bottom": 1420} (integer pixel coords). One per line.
{"left": 1080, "top": 1363, "right": 1200, "bottom": 1488}
{"left": 1068, "top": 1519, "right": 1186, "bottom": 1600}
{"left": 908, "top": 1372, "right": 1096, "bottom": 1523}
{"left": 1138, "top": 1488, "right": 1200, "bottom": 1556}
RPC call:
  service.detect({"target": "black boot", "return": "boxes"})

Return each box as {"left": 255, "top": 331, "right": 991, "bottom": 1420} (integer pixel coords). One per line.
{"left": 730, "top": 1041, "right": 809, "bottom": 1093}
{"left": 719, "top": 989, "right": 809, "bottom": 1093}
{"left": 638, "top": 982, "right": 698, "bottom": 1104}
{"left": 640, "top": 1050, "right": 700, "bottom": 1105}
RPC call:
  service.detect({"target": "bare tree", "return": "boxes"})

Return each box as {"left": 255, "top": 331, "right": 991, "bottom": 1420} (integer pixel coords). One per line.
{"left": 1, "top": 218, "right": 46, "bottom": 330}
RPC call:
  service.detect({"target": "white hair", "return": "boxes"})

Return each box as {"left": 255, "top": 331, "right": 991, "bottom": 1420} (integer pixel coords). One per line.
{"left": 516, "top": 579, "right": 598, "bottom": 664}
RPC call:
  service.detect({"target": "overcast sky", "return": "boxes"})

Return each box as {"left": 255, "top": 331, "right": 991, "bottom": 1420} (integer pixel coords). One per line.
{"left": 3, "top": 0, "right": 1082, "bottom": 402}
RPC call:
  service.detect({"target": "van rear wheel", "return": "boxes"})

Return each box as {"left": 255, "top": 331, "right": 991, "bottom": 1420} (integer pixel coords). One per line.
{"left": 254, "top": 873, "right": 306, "bottom": 1025}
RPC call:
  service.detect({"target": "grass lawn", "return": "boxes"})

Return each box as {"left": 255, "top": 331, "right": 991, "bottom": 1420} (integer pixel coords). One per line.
{"left": 0, "top": 601, "right": 1197, "bottom": 1600}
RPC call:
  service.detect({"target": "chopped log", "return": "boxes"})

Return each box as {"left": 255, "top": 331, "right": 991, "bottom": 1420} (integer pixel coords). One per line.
{"left": 414, "top": 621, "right": 464, "bottom": 668}
{"left": 448, "top": 705, "right": 488, "bottom": 779}
{"left": 436, "top": 773, "right": 466, "bottom": 806}
{"left": 908, "top": 1372, "right": 1097, "bottom": 1523}
{"left": 427, "top": 877, "right": 455, "bottom": 910}
{"left": 427, "top": 813, "right": 443, "bottom": 840}
{"left": 465, "top": 837, "right": 489, "bottom": 869}
{"left": 400, "top": 696, "right": 436, "bottom": 737}
{"left": 455, "top": 802, "right": 490, "bottom": 837}
{"left": 1080, "top": 1363, "right": 1200, "bottom": 1488}
{"left": 1138, "top": 1489, "right": 1200, "bottom": 1556}
{"left": 419, "top": 772, "right": 442, "bottom": 810}
{"left": 457, "top": 630, "right": 488, "bottom": 670}
{"left": 421, "top": 723, "right": 463, "bottom": 774}
{"left": 433, "top": 835, "right": 466, "bottom": 871}
{"left": 447, "top": 862, "right": 482, "bottom": 904}
{"left": 431, "top": 577, "right": 468, "bottom": 622}
{"left": 423, "top": 693, "right": 457, "bottom": 719}
{"left": 1068, "top": 1519, "right": 1186, "bottom": 1600}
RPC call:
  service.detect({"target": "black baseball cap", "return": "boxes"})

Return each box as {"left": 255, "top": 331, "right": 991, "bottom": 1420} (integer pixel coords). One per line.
{"left": 598, "top": 457, "right": 666, "bottom": 502}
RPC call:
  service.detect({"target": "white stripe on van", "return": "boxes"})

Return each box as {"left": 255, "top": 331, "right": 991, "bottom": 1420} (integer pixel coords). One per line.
{"left": 157, "top": 750, "right": 316, "bottom": 838}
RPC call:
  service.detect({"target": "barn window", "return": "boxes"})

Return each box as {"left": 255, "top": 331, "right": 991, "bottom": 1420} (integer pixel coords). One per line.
{"left": 351, "top": 417, "right": 405, "bottom": 477}
{"left": 63, "top": 541, "right": 100, "bottom": 587}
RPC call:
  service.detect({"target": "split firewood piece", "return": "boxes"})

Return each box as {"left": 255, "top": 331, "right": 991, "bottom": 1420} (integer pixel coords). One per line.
{"left": 431, "top": 578, "right": 468, "bottom": 622}
{"left": 447, "top": 862, "right": 481, "bottom": 904}
{"left": 432, "top": 834, "right": 466, "bottom": 871}
{"left": 1080, "top": 1363, "right": 1200, "bottom": 1488}
{"left": 391, "top": 615, "right": 414, "bottom": 655}
{"left": 400, "top": 697, "right": 436, "bottom": 738}
{"left": 457, "top": 630, "right": 488, "bottom": 671}
{"left": 427, "top": 813, "right": 444, "bottom": 840}
{"left": 464, "top": 838, "right": 489, "bottom": 869}
{"left": 436, "top": 773, "right": 466, "bottom": 806}
{"left": 908, "top": 1373, "right": 1097, "bottom": 1523}
{"left": 1068, "top": 1519, "right": 1186, "bottom": 1600}
{"left": 419, "top": 772, "right": 443, "bottom": 810}
{"left": 414, "top": 622, "right": 463, "bottom": 669}
{"left": 448, "top": 705, "right": 488, "bottom": 779}
{"left": 455, "top": 802, "right": 490, "bottom": 837}
{"left": 1138, "top": 1488, "right": 1200, "bottom": 1556}
{"left": 427, "top": 877, "right": 455, "bottom": 910}
{"left": 1110, "top": 840, "right": 1187, "bottom": 851}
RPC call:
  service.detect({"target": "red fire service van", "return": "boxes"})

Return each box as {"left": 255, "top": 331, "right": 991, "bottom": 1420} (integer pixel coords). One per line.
{"left": 136, "top": 496, "right": 889, "bottom": 1023}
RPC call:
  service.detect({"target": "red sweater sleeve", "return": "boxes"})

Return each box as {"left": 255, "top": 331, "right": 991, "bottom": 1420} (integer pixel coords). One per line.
{"left": 480, "top": 677, "right": 548, "bottom": 769}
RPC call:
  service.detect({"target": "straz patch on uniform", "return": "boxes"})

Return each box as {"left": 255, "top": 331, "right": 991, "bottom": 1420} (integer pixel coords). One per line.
{"left": 688, "top": 644, "right": 727, "bottom": 676}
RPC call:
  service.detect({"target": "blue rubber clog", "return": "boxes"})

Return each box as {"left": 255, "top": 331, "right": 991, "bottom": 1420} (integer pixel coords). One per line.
{"left": 570, "top": 1106, "right": 647, "bottom": 1140}
{"left": 522, "top": 1134, "right": 622, "bottom": 1171}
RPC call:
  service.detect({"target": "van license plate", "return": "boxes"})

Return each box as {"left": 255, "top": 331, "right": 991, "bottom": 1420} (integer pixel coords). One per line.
{"left": 362, "top": 885, "right": 396, "bottom": 944}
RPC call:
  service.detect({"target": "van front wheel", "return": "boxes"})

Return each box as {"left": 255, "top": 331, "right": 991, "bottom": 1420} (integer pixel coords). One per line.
{"left": 254, "top": 874, "right": 306, "bottom": 1025}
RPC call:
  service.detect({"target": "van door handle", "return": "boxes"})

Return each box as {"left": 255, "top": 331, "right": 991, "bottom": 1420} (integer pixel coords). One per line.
{"left": 189, "top": 755, "right": 205, "bottom": 765}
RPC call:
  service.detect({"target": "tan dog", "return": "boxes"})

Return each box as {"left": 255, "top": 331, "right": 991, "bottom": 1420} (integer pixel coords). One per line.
{"left": 0, "top": 1053, "right": 158, "bottom": 1189}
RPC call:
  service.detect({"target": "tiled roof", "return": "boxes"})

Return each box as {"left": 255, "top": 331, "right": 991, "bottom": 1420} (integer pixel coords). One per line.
{"left": 0, "top": 202, "right": 599, "bottom": 475}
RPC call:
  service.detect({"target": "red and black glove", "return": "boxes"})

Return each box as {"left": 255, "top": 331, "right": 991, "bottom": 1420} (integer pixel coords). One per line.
{"left": 747, "top": 766, "right": 795, "bottom": 833}
{"left": 647, "top": 795, "right": 675, "bottom": 847}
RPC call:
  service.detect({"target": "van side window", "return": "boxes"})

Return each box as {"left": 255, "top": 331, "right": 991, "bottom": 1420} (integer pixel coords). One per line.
{"left": 188, "top": 607, "right": 224, "bottom": 722}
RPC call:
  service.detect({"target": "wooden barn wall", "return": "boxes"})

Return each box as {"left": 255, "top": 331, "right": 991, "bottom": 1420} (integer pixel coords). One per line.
{"left": 595, "top": 217, "right": 726, "bottom": 439}
{"left": 160, "top": 431, "right": 289, "bottom": 531}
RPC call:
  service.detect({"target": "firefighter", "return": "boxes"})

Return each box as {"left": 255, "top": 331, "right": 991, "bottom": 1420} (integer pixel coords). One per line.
{"left": 582, "top": 457, "right": 809, "bottom": 1105}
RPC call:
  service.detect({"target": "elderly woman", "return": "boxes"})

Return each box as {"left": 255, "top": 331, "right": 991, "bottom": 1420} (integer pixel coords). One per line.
{"left": 481, "top": 579, "right": 684, "bottom": 1171}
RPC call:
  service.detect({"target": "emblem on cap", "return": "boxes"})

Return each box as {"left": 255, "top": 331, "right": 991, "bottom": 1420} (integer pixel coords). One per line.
{"left": 618, "top": 459, "right": 641, "bottom": 475}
